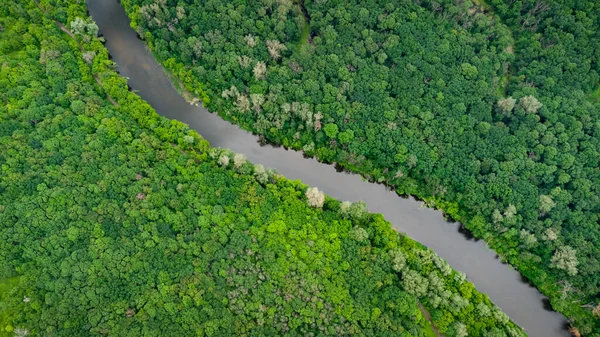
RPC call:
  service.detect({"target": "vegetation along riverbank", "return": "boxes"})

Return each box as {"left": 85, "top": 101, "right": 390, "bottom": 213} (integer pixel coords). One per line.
{"left": 0, "top": 1, "right": 525, "bottom": 336}
{"left": 119, "top": 0, "right": 600, "bottom": 334}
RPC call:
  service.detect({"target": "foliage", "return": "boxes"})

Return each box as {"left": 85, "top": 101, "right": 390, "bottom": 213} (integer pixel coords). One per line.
{"left": 0, "top": 1, "right": 524, "bottom": 336}
{"left": 120, "top": 0, "right": 600, "bottom": 332}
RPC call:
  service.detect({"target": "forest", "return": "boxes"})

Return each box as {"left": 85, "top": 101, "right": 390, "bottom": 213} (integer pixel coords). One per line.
{"left": 0, "top": 0, "right": 525, "bottom": 336}
{"left": 119, "top": 0, "right": 600, "bottom": 333}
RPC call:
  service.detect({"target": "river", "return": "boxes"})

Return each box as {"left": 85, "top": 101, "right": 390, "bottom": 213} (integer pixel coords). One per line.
{"left": 87, "top": 1, "right": 569, "bottom": 336}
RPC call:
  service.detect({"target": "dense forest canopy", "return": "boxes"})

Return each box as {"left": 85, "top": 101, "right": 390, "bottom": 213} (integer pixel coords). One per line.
{"left": 120, "top": 0, "right": 600, "bottom": 334}
{"left": 0, "top": 1, "right": 525, "bottom": 336}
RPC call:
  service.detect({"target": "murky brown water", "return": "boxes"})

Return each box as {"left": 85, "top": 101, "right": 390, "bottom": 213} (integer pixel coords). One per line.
{"left": 87, "top": 1, "right": 569, "bottom": 335}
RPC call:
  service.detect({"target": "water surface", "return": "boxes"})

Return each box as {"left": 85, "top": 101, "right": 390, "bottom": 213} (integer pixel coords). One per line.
{"left": 87, "top": 1, "right": 568, "bottom": 335}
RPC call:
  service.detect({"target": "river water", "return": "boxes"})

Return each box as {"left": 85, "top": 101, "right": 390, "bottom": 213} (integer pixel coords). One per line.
{"left": 87, "top": 1, "right": 569, "bottom": 336}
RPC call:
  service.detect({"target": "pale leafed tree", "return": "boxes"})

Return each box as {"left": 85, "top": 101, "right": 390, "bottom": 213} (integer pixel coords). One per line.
{"left": 339, "top": 201, "right": 352, "bottom": 217}
{"left": 233, "top": 153, "right": 247, "bottom": 169}
{"left": 183, "top": 135, "right": 194, "bottom": 144}
{"left": 204, "top": 30, "right": 224, "bottom": 45}
{"left": 432, "top": 253, "right": 452, "bottom": 276}
{"left": 539, "top": 194, "right": 556, "bottom": 215}
{"left": 455, "top": 322, "right": 468, "bottom": 337}
{"left": 497, "top": 96, "right": 516, "bottom": 115}
{"left": 218, "top": 153, "right": 230, "bottom": 167}
{"left": 298, "top": 103, "right": 313, "bottom": 126}
{"left": 504, "top": 204, "right": 517, "bottom": 219}
{"left": 238, "top": 55, "right": 252, "bottom": 68}
{"left": 349, "top": 226, "right": 369, "bottom": 242}
{"left": 276, "top": 0, "right": 293, "bottom": 19}
{"left": 428, "top": 272, "right": 445, "bottom": 294}
{"left": 236, "top": 94, "right": 250, "bottom": 112}
{"left": 454, "top": 271, "right": 467, "bottom": 285}
{"left": 493, "top": 308, "right": 509, "bottom": 324}
{"left": 244, "top": 34, "right": 256, "bottom": 47}
{"left": 139, "top": 0, "right": 170, "bottom": 29}
{"left": 507, "top": 327, "right": 526, "bottom": 337}
{"left": 551, "top": 246, "right": 578, "bottom": 276}
{"left": 208, "top": 148, "right": 220, "bottom": 159}
{"left": 87, "top": 21, "right": 99, "bottom": 37}
{"left": 519, "top": 95, "right": 542, "bottom": 113}
{"left": 350, "top": 201, "right": 367, "bottom": 219}
{"left": 253, "top": 164, "right": 269, "bottom": 184}
{"left": 477, "top": 302, "right": 491, "bottom": 317}
{"left": 250, "top": 94, "right": 265, "bottom": 113}
{"left": 388, "top": 248, "right": 406, "bottom": 272}
{"left": 519, "top": 229, "right": 538, "bottom": 247}
{"left": 441, "top": 289, "right": 452, "bottom": 302}
{"left": 402, "top": 269, "right": 429, "bottom": 297}
{"left": 253, "top": 61, "right": 267, "bottom": 80}
{"left": 429, "top": 295, "right": 442, "bottom": 309}
{"left": 305, "top": 187, "right": 325, "bottom": 208}
{"left": 70, "top": 18, "right": 87, "bottom": 36}
{"left": 544, "top": 228, "right": 559, "bottom": 241}
{"left": 266, "top": 40, "right": 287, "bottom": 60}
{"left": 176, "top": 6, "right": 186, "bottom": 20}
{"left": 189, "top": 37, "right": 202, "bottom": 58}
{"left": 302, "top": 142, "right": 315, "bottom": 153}
{"left": 417, "top": 248, "right": 433, "bottom": 266}
{"left": 492, "top": 209, "right": 503, "bottom": 223}
{"left": 221, "top": 85, "right": 239, "bottom": 99}
{"left": 13, "top": 328, "right": 29, "bottom": 337}
{"left": 558, "top": 280, "right": 575, "bottom": 299}
{"left": 406, "top": 154, "right": 417, "bottom": 168}
{"left": 281, "top": 102, "right": 291, "bottom": 115}
{"left": 450, "top": 293, "right": 469, "bottom": 313}
{"left": 290, "top": 101, "right": 301, "bottom": 115}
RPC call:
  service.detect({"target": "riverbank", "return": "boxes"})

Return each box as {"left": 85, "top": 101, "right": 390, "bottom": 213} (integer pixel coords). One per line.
{"left": 85, "top": 1, "right": 569, "bottom": 336}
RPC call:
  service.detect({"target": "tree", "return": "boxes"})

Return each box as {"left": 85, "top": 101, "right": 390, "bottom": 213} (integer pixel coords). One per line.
{"left": 388, "top": 249, "right": 406, "bottom": 272}
{"left": 253, "top": 61, "right": 266, "bottom": 80}
{"left": 519, "top": 229, "right": 537, "bottom": 247}
{"left": 349, "top": 226, "right": 369, "bottom": 242}
{"left": 253, "top": 164, "right": 269, "bottom": 184}
{"left": 305, "top": 187, "right": 325, "bottom": 208}
{"left": 539, "top": 195, "right": 555, "bottom": 215}
{"left": 219, "top": 153, "right": 230, "bottom": 167}
{"left": 551, "top": 246, "right": 578, "bottom": 276}
{"left": 519, "top": 95, "right": 542, "bottom": 114}
{"left": 477, "top": 302, "right": 491, "bottom": 317}
{"left": 497, "top": 97, "right": 516, "bottom": 115}
{"left": 234, "top": 153, "right": 247, "bottom": 169}
{"left": 244, "top": 34, "right": 256, "bottom": 48}
{"left": 402, "top": 269, "right": 429, "bottom": 297}
{"left": 266, "top": 40, "right": 286, "bottom": 60}
{"left": 70, "top": 17, "right": 87, "bottom": 35}
{"left": 455, "top": 322, "right": 468, "bottom": 337}
{"left": 323, "top": 123, "right": 338, "bottom": 138}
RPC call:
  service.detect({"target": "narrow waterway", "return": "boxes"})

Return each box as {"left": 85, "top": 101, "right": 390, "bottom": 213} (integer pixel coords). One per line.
{"left": 87, "top": 1, "right": 569, "bottom": 336}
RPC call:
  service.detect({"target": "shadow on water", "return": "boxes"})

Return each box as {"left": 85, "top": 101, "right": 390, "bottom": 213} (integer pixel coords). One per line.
{"left": 86, "top": 1, "right": 570, "bottom": 336}
{"left": 457, "top": 224, "right": 477, "bottom": 241}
